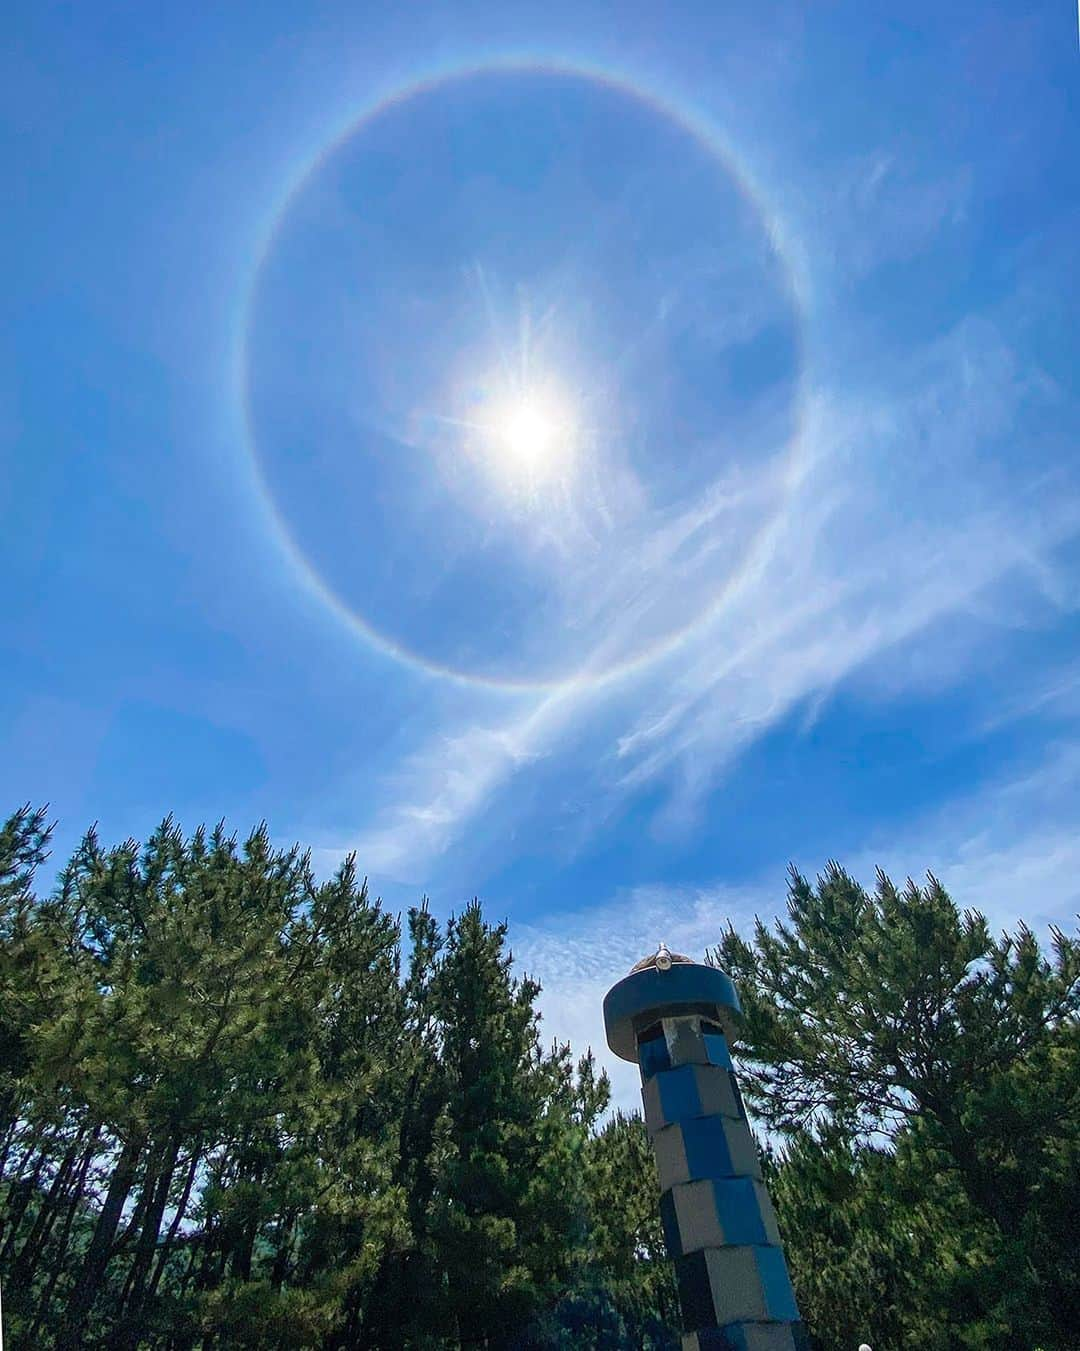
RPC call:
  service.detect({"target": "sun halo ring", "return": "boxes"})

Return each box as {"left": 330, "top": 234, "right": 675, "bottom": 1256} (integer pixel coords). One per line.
{"left": 235, "top": 56, "right": 811, "bottom": 693}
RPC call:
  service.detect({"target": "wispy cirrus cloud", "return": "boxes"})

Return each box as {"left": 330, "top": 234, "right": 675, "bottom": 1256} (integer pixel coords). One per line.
{"left": 336, "top": 310, "right": 1079, "bottom": 885}
{"left": 810, "top": 149, "right": 974, "bottom": 281}
{"left": 341, "top": 711, "right": 556, "bottom": 877}
{"left": 517, "top": 738, "right": 1080, "bottom": 1112}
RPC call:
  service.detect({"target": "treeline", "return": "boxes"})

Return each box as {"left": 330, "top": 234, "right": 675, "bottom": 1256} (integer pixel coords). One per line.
{"left": 2, "top": 807, "right": 1078, "bottom": 1349}
{"left": 0, "top": 807, "right": 676, "bottom": 1349}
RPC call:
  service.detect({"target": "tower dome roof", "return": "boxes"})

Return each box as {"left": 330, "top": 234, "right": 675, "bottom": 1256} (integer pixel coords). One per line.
{"left": 603, "top": 945, "right": 740, "bottom": 1061}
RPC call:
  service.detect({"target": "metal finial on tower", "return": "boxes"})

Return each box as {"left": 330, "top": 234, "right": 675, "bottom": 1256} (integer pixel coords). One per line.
{"left": 628, "top": 944, "right": 694, "bottom": 977}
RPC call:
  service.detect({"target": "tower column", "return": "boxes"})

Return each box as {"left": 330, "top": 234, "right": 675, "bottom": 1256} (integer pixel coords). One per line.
{"left": 603, "top": 949, "right": 807, "bottom": 1351}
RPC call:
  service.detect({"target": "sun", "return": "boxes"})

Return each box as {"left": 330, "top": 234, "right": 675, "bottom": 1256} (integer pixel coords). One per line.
{"left": 502, "top": 399, "right": 557, "bottom": 468}
{"left": 440, "top": 372, "right": 581, "bottom": 507}
{"left": 463, "top": 382, "right": 578, "bottom": 496}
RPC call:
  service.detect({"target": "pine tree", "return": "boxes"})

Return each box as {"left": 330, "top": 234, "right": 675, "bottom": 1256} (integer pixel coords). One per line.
{"left": 568, "top": 1111, "right": 679, "bottom": 1348}
{"left": 712, "top": 865, "right": 1080, "bottom": 1349}
{"left": 421, "top": 902, "right": 596, "bottom": 1346}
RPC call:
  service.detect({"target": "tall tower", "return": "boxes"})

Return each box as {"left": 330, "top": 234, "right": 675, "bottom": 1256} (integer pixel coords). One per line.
{"left": 603, "top": 946, "right": 807, "bottom": 1351}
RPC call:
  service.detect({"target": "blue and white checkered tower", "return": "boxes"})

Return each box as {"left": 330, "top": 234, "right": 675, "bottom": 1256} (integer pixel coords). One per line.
{"left": 603, "top": 945, "right": 807, "bottom": 1351}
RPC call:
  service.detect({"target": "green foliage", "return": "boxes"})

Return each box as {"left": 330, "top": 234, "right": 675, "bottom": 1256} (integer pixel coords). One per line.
{"left": 714, "top": 864, "right": 1080, "bottom": 1350}
{"left": 572, "top": 1112, "right": 678, "bottom": 1348}
{"left": 0, "top": 808, "right": 673, "bottom": 1349}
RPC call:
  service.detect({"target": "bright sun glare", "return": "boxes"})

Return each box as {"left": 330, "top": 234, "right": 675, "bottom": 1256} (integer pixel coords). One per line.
{"left": 468, "top": 382, "right": 578, "bottom": 496}
{"left": 456, "top": 377, "right": 580, "bottom": 504}
{"left": 502, "top": 400, "right": 556, "bottom": 467}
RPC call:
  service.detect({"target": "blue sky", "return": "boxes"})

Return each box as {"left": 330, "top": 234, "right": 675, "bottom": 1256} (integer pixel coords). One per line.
{"left": 4, "top": 2, "right": 1079, "bottom": 1104}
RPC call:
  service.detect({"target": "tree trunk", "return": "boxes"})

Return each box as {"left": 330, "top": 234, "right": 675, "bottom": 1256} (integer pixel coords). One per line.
{"left": 7, "top": 1137, "right": 80, "bottom": 1290}
{"left": 60, "top": 1129, "right": 145, "bottom": 1343}
{"left": 232, "top": 1211, "right": 258, "bottom": 1284}
{"left": 147, "top": 1141, "right": 201, "bottom": 1302}
{"left": 119, "top": 1133, "right": 181, "bottom": 1346}
{"left": 176, "top": 1230, "right": 202, "bottom": 1306}
{"left": 29, "top": 1130, "right": 100, "bottom": 1341}
{"left": 0, "top": 1143, "right": 49, "bottom": 1263}
{"left": 269, "top": 1208, "right": 296, "bottom": 1291}
{"left": 0, "top": 1115, "right": 21, "bottom": 1178}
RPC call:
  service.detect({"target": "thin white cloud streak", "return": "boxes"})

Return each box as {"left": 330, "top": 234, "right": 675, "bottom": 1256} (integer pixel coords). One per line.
{"left": 343, "top": 703, "right": 563, "bottom": 876}
{"left": 343, "top": 309, "right": 1078, "bottom": 882}
{"left": 799, "top": 150, "right": 973, "bottom": 285}
{"left": 977, "top": 661, "right": 1080, "bottom": 736}
{"left": 613, "top": 510, "right": 1048, "bottom": 808}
